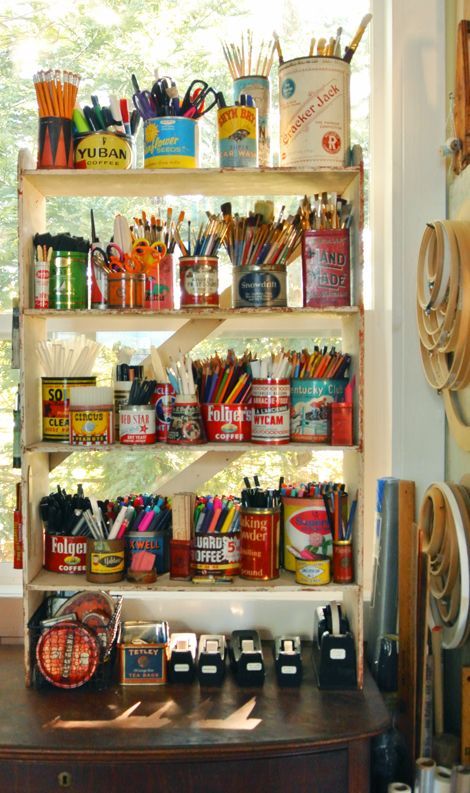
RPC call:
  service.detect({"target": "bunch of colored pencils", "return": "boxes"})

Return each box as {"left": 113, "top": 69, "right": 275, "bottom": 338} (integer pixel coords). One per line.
{"left": 250, "top": 353, "right": 291, "bottom": 379}
{"left": 289, "top": 347, "right": 351, "bottom": 379}
{"left": 194, "top": 495, "right": 240, "bottom": 534}
{"left": 33, "top": 69, "right": 80, "bottom": 119}
{"left": 222, "top": 32, "right": 280, "bottom": 78}
{"left": 130, "top": 208, "right": 186, "bottom": 254}
{"left": 194, "top": 352, "right": 252, "bottom": 404}
{"left": 298, "top": 193, "right": 353, "bottom": 230}
{"left": 224, "top": 207, "right": 302, "bottom": 267}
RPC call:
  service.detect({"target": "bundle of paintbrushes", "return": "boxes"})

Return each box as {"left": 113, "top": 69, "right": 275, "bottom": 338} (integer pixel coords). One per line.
{"left": 130, "top": 208, "right": 186, "bottom": 254}
{"left": 194, "top": 351, "right": 253, "bottom": 404}
{"left": 36, "top": 336, "right": 101, "bottom": 377}
{"left": 222, "top": 32, "right": 279, "bottom": 78}
{"left": 33, "top": 69, "right": 80, "bottom": 118}
{"left": 298, "top": 194, "right": 353, "bottom": 230}
{"left": 166, "top": 353, "right": 196, "bottom": 396}
{"left": 186, "top": 216, "right": 228, "bottom": 258}
{"left": 194, "top": 495, "right": 240, "bottom": 534}
{"left": 304, "top": 14, "right": 372, "bottom": 61}
{"left": 223, "top": 203, "right": 302, "bottom": 267}
{"left": 33, "top": 232, "right": 89, "bottom": 254}
{"left": 289, "top": 347, "right": 351, "bottom": 379}
{"left": 127, "top": 379, "right": 157, "bottom": 406}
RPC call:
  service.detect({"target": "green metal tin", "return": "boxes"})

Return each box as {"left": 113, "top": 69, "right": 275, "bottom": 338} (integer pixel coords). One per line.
{"left": 50, "top": 250, "right": 88, "bottom": 310}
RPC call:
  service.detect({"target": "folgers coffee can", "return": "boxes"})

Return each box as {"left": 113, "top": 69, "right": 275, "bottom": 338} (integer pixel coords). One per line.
{"left": 119, "top": 405, "right": 156, "bottom": 444}
{"left": 86, "top": 538, "right": 125, "bottom": 583}
{"left": 240, "top": 506, "right": 280, "bottom": 580}
{"left": 191, "top": 532, "right": 241, "bottom": 577}
{"left": 302, "top": 229, "right": 351, "bottom": 307}
{"left": 295, "top": 555, "right": 331, "bottom": 585}
{"left": 201, "top": 403, "right": 251, "bottom": 442}
{"left": 217, "top": 105, "right": 258, "bottom": 167}
{"left": 252, "top": 378, "right": 290, "bottom": 444}
{"left": 279, "top": 57, "right": 350, "bottom": 168}
{"left": 232, "top": 265, "right": 287, "bottom": 308}
{"left": 150, "top": 383, "right": 175, "bottom": 442}
{"left": 74, "top": 132, "right": 134, "bottom": 169}
{"left": 282, "top": 496, "right": 333, "bottom": 572}
{"left": 44, "top": 534, "right": 87, "bottom": 575}
{"left": 42, "top": 376, "right": 96, "bottom": 441}
{"left": 290, "top": 378, "right": 347, "bottom": 442}
{"left": 179, "top": 257, "right": 218, "bottom": 308}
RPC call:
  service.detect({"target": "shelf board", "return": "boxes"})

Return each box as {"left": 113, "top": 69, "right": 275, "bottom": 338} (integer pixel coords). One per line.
{"left": 27, "top": 568, "right": 359, "bottom": 597}
{"left": 26, "top": 441, "right": 360, "bottom": 454}
{"left": 22, "top": 166, "right": 361, "bottom": 199}
{"left": 23, "top": 306, "right": 360, "bottom": 319}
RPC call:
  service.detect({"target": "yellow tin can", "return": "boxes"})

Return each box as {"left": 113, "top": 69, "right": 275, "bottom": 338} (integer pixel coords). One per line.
{"left": 74, "top": 132, "right": 134, "bottom": 169}
{"left": 217, "top": 105, "right": 258, "bottom": 167}
{"left": 295, "top": 554, "right": 331, "bottom": 585}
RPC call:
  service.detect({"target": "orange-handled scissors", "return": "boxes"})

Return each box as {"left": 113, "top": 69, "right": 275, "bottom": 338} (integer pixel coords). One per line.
{"left": 131, "top": 238, "right": 167, "bottom": 277}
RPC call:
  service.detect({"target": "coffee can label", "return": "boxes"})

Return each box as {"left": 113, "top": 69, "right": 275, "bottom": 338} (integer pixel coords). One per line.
{"left": 252, "top": 379, "right": 290, "bottom": 443}
{"left": 191, "top": 532, "right": 240, "bottom": 576}
{"left": 119, "top": 407, "right": 156, "bottom": 444}
{"left": 240, "top": 508, "right": 280, "bottom": 580}
{"left": 44, "top": 534, "right": 87, "bottom": 574}
{"left": 90, "top": 551, "right": 125, "bottom": 574}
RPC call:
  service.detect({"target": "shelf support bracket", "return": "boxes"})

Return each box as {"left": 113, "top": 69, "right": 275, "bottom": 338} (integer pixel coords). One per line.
{"left": 156, "top": 318, "right": 228, "bottom": 366}
{"left": 158, "top": 450, "right": 245, "bottom": 495}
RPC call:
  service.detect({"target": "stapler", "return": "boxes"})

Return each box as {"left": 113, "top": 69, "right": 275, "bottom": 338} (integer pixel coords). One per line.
{"left": 168, "top": 632, "right": 197, "bottom": 682}
{"left": 229, "top": 629, "right": 265, "bottom": 686}
{"left": 314, "top": 602, "right": 357, "bottom": 690}
{"left": 197, "top": 634, "right": 226, "bottom": 686}
{"left": 273, "top": 635, "right": 303, "bottom": 687}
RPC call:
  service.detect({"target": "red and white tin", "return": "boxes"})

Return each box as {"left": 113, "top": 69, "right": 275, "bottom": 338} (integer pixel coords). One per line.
{"left": 179, "top": 256, "right": 218, "bottom": 307}
{"left": 34, "top": 259, "right": 50, "bottom": 309}
{"left": 44, "top": 534, "right": 87, "bottom": 574}
{"left": 302, "top": 229, "right": 351, "bottom": 308}
{"left": 119, "top": 405, "right": 156, "bottom": 444}
{"left": 252, "top": 378, "right": 290, "bottom": 444}
{"left": 201, "top": 403, "right": 251, "bottom": 442}
{"left": 240, "top": 506, "right": 280, "bottom": 580}
{"left": 150, "top": 383, "right": 175, "bottom": 442}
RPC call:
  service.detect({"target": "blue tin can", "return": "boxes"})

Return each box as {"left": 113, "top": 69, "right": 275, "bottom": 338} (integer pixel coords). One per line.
{"left": 290, "top": 378, "right": 348, "bottom": 442}
{"left": 232, "top": 265, "right": 287, "bottom": 308}
{"left": 144, "top": 117, "right": 198, "bottom": 168}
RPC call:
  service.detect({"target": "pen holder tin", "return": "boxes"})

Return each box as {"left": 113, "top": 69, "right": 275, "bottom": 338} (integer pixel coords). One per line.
{"left": 150, "top": 383, "right": 176, "bottom": 442}
{"left": 232, "top": 264, "right": 287, "bottom": 308}
{"left": 42, "top": 376, "right": 96, "bottom": 442}
{"left": 251, "top": 378, "right": 290, "bottom": 444}
{"left": 331, "top": 402, "right": 353, "bottom": 446}
{"left": 144, "top": 253, "right": 174, "bottom": 310}
{"left": 191, "top": 532, "right": 241, "bottom": 578}
{"left": 170, "top": 539, "right": 191, "bottom": 579}
{"left": 302, "top": 229, "right": 351, "bottom": 308}
{"left": 119, "top": 405, "right": 156, "bottom": 444}
{"left": 279, "top": 57, "right": 350, "bottom": 168}
{"left": 217, "top": 105, "right": 258, "bottom": 167}
{"left": 332, "top": 540, "right": 353, "bottom": 583}
{"left": 233, "top": 76, "right": 270, "bottom": 166}
{"left": 240, "top": 506, "right": 280, "bottom": 580}
{"left": 74, "top": 131, "right": 134, "bottom": 170}
{"left": 38, "top": 116, "right": 74, "bottom": 169}
{"left": 44, "top": 533, "right": 87, "bottom": 575}
{"left": 144, "top": 116, "right": 199, "bottom": 168}
{"left": 108, "top": 271, "right": 145, "bottom": 309}
{"left": 86, "top": 538, "right": 125, "bottom": 584}
{"left": 282, "top": 496, "right": 333, "bottom": 572}
{"left": 179, "top": 256, "right": 218, "bottom": 308}
{"left": 50, "top": 250, "right": 88, "bottom": 309}
{"left": 113, "top": 381, "right": 133, "bottom": 439}
{"left": 201, "top": 403, "right": 252, "bottom": 442}
{"left": 126, "top": 531, "right": 158, "bottom": 583}
{"left": 290, "top": 378, "right": 348, "bottom": 443}
{"left": 34, "top": 257, "right": 50, "bottom": 309}
{"left": 167, "top": 394, "right": 206, "bottom": 445}
{"left": 295, "top": 555, "right": 331, "bottom": 585}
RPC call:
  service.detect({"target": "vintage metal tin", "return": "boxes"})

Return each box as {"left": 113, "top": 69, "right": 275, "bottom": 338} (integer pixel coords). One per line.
{"left": 108, "top": 272, "right": 145, "bottom": 309}
{"left": 290, "top": 378, "right": 347, "bottom": 443}
{"left": 144, "top": 116, "right": 198, "bottom": 168}
{"left": 42, "top": 376, "right": 96, "bottom": 441}
{"left": 166, "top": 395, "right": 205, "bottom": 445}
{"left": 179, "top": 256, "right": 218, "bottom": 308}
{"left": 44, "top": 534, "right": 87, "bottom": 575}
{"left": 90, "top": 244, "right": 108, "bottom": 309}
{"left": 145, "top": 253, "right": 174, "bottom": 309}
{"left": 38, "top": 116, "right": 73, "bottom": 169}
{"left": 201, "top": 403, "right": 251, "bottom": 442}
{"left": 252, "top": 378, "right": 290, "bottom": 444}
{"left": 118, "top": 642, "right": 168, "bottom": 685}
{"left": 49, "top": 251, "right": 87, "bottom": 310}
{"left": 331, "top": 402, "right": 353, "bottom": 446}
{"left": 74, "top": 132, "right": 134, "bottom": 170}
{"left": 191, "top": 532, "right": 241, "bottom": 577}
{"left": 217, "top": 105, "right": 258, "bottom": 167}
{"left": 150, "top": 383, "right": 175, "bottom": 442}
{"left": 232, "top": 265, "right": 287, "bottom": 308}
{"left": 113, "top": 381, "right": 132, "bottom": 439}
{"left": 233, "top": 76, "right": 270, "bottom": 166}
{"left": 119, "top": 405, "right": 156, "bottom": 444}
{"left": 126, "top": 531, "right": 159, "bottom": 570}
{"left": 69, "top": 404, "right": 114, "bottom": 446}
{"left": 302, "top": 229, "right": 351, "bottom": 307}
{"left": 282, "top": 496, "right": 333, "bottom": 572}
{"left": 295, "top": 555, "right": 331, "bottom": 585}
{"left": 333, "top": 540, "right": 354, "bottom": 583}
{"left": 240, "top": 506, "right": 280, "bottom": 580}
{"left": 86, "top": 538, "right": 125, "bottom": 583}
{"left": 279, "top": 57, "right": 350, "bottom": 168}
{"left": 34, "top": 258, "right": 50, "bottom": 308}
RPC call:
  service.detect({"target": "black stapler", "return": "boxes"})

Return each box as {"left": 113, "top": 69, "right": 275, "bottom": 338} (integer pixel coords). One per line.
{"left": 197, "top": 634, "right": 226, "bottom": 686}
{"left": 229, "top": 630, "right": 265, "bottom": 686}
{"left": 273, "top": 635, "right": 303, "bottom": 686}
{"left": 168, "top": 632, "right": 197, "bottom": 682}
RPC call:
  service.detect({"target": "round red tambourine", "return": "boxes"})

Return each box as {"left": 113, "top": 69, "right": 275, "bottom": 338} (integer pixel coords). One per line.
{"left": 36, "top": 621, "right": 100, "bottom": 689}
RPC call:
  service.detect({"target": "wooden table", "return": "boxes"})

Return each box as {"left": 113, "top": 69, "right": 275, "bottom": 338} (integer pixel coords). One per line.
{"left": 0, "top": 644, "right": 389, "bottom": 793}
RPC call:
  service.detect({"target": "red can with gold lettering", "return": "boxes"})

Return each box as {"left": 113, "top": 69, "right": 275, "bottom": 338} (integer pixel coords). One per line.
{"left": 240, "top": 506, "right": 280, "bottom": 580}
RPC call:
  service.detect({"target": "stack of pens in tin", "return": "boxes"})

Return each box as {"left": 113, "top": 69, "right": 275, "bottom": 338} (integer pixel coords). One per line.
{"left": 194, "top": 351, "right": 252, "bottom": 442}
{"left": 73, "top": 90, "right": 137, "bottom": 170}
{"left": 250, "top": 353, "right": 291, "bottom": 445}
{"left": 191, "top": 495, "right": 241, "bottom": 580}
{"left": 239, "top": 477, "right": 282, "bottom": 581}
{"left": 166, "top": 353, "right": 206, "bottom": 444}
{"left": 119, "top": 378, "right": 157, "bottom": 445}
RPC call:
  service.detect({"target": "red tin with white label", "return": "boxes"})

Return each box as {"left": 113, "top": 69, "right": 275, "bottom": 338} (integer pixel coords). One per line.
{"left": 201, "top": 403, "right": 251, "bottom": 442}
{"left": 34, "top": 259, "right": 50, "bottom": 308}
{"left": 252, "top": 378, "right": 290, "bottom": 444}
{"left": 302, "top": 229, "right": 351, "bottom": 307}
{"left": 179, "top": 256, "right": 218, "bottom": 307}
{"left": 150, "top": 383, "right": 175, "bottom": 442}
{"left": 44, "top": 534, "right": 87, "bottom": 574}
{"left": 240, "top": 506, "right": 280, "bottom": 580}
{"left": 119, "top": 405, "right": 156, "bottom": 444}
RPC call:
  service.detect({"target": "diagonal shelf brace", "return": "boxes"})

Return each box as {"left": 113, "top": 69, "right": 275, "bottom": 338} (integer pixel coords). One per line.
{"left": 158, "top": 450, "right": 246, "bottom": 496}
{"left": 157, "top": 318, "right": 227, "bottom": 366}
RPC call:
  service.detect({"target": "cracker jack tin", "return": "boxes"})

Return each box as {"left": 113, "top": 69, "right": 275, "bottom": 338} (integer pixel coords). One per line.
{"left": 233, "top": 265, "right": 287, "bottom": 308}
{"left": 252, "top": 378, "right": 290, "bottom": 444}
{"left": 217, "top": 105, "right": 258, "bottom": 167}
{"left": 44, "top": 534, "right": 87, "bottom": 575}
{"left": 74, "top": 132, "right": 133, "bottom": 169}
{"left": 240, "top": 506, "right": 280, "bottom": 580}
{"left": 290, "top": 378, "right": 347, "bottom": 442}
{"left": 179, "top": 257, "right": 219, "bottom": 307}
{"left": 295, "top": 555, "right": 331, "bottom": 585}
{"left": 119, "top": 405, "right": 156, "bottom": 444}
{"left": 282, "top": 496, "right": 333, "bottom": 572}
{"left": 233, "top": 76, "right": 270, "bottom": 166}
{"left": 191, "top": 532, "right": 241, "bottom": 577}
{"left": 42, "top": 376, "right": 96, "bottom": 441}
{"left": 201, "top": 403, "right": 251, "bottom": 442}
{"left": 144, "top": 116, "right": 198, "bottom": 168}
{"left": 302, "top": 229, "right": 351, "bottom": 307}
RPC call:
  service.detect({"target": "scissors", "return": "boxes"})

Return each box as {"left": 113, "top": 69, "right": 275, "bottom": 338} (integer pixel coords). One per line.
{"left": 131, "top": 239, "right": 167, "bottom": 278}
{"left": 180, "top": 80, "right": 218, "bottom": 119}
{"left": 151, "top": 76, "right": 180, "bottom": 116}
{"left": 91, "top": 243, "right": 128, "bottom": 272}
{"left": 131, "top": 73, "right": 158, "bottom": 120}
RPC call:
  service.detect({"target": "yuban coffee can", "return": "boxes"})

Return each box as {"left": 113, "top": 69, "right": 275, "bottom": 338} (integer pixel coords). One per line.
{"left": 240, "top": 506, "right": 280, "bottom": 580}
{"left": 252, "top": 378, "right": 290, "bottom": 444}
